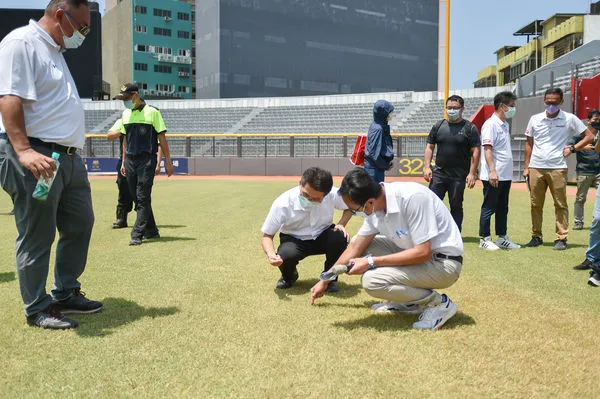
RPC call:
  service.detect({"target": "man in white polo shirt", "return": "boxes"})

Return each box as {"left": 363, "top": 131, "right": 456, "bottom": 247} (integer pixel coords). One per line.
{"left": 310, "top": 168, "right": 463, "bottom": 331}
{"left": 0, "top": 0, "right": 102, "bottom": 330}
{"left": 523, "top": 88, "right": 594, "bottom": 250}
{"left": 478, "top": 91, "right": 520, "bottom": 251}
{"left": 261, "top": 167, "right": 352, "bottom": 291}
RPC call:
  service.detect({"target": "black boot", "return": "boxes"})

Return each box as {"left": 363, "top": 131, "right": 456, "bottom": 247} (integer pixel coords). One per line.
{"left": 111, "top": 207, "right": 128, "bottom": 229}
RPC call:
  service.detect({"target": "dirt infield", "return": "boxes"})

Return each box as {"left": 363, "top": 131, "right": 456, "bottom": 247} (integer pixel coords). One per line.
{"left": 89, "top": 174, "right": 589, "bottom": 197}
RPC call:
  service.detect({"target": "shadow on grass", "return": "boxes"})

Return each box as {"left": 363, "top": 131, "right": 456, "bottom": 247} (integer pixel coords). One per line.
{"left": 462, "top": 236, "right": 481, "bottom": 244}
{"left": 156, "top": 224, "right": 186, "bottom": 229}
{"left": 274, "top": 279, "right": 361, "bottom": 301}
{"left": 142, "top": 236, "right": 196, "bottom": 244}
{"left": 74, "top": 297, "right": 179, "bottom": 337}
{"left": 332, "top": 311, "right": 476, "bottom": 331}
{"left": 0, "top": 272, "right": 16, "bottom": 283}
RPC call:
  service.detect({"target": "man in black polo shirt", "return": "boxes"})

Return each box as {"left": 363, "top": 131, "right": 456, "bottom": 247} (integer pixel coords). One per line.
{"left": 423, "top": 95, "right": 481, "bottom": 231}
{"left": 115, "top": 84, "right": 174, "bottom": 246}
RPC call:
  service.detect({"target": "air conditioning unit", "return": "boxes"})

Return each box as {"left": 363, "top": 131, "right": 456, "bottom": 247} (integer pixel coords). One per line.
{"left": 164, "top": 16, "right": 172, "bottom": 22}
{"left": 149, "top": 90, "right": 157, "bottom": 95}
{"left": 157, "top": 54, "right": 174, "bottom": 62}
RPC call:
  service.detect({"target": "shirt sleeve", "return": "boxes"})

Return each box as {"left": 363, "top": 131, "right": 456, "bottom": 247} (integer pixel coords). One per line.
{"left": 570, "top": 115, "right": 588, "bottom": 135}
{"left": 468, "top": 123, "right": 481, "bottom": 147}
{"left": 120, "top": 110, "right": 128, "bottom": 135}
{"left": 108, "top": 118, "right": 124, "bottom": 133}
{"left": 261, "top": 201, "right": 287, "bottom": 236}
{"left": 405, "top": 193, "right": 439, "bottom": 245}
{"left": 426, "top": 122, "right": 439, "bottom": 144}
{"left": 525, "top": 117, "right": 534, "bottom": 137}
{"left": 152, "top": 109, "right": 167, "bottom": 133}
{"left": 357, "top": 218, "right": 378, "bottom": 236}
{"left": 480, "top": 122, "right": 494, "bottom": 147}
{"left": 331, "top": 187, "right": 348, "bottom": 210}
{"left": 0, "top": 39, "right": 37, "bottom": 101}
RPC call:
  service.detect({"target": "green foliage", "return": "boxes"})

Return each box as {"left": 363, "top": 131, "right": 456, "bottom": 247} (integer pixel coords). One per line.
{"left": 0, "top": 179, "right": 598, "bottom": 397}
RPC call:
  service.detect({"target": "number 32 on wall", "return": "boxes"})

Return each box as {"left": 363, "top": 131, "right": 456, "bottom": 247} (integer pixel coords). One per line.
{"left": 397, "top": 157, "right": 424, "bottom": 176}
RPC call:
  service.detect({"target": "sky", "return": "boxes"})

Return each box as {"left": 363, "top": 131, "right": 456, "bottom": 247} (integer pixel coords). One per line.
{"left": 1, "top": 0, "right": 595, "bottom": 90}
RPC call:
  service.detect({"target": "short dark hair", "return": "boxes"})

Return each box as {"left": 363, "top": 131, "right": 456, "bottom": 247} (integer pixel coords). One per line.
{"left": 588, "top": 109, "right": 600, "bottom": 120}
{"left": 300, "top": 167, "right": 333, "bottom": 194}
{"left": 493, "top": 91, "right": 518, "bottom": 110}
{"left": 46, "top": 0, "right": 89, "bottom": 15}
{"left": 544, "top": 87, "right": 564, "bottom": 101}
{"left": 338, "top": 168, "right": 382, "bottom": 205}
{"left": 446, "top": 95, "right": 464, "bottom": 107}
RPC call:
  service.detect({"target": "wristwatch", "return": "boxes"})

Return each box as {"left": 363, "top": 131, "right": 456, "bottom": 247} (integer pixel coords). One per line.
{"left": 366, "top": 255, "right": 375, "bottom": 270}
{"left": 570, "top": 145, "right": 576, "bottom": 153}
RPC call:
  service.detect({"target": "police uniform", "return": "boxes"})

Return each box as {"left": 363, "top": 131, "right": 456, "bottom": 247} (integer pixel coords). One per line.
{"left": 121, "top": 100, "right": 167, "bottom": 242}
{"left": 108, "top": 118, "right": 134, "bottom": 228}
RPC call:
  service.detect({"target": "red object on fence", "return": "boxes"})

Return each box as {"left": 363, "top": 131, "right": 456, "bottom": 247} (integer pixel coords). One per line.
{"left": 350, "top": 134, "right": 367, "bottom": 166}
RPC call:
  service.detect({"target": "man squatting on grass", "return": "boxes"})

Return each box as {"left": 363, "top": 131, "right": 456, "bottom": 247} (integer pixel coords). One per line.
{"left": 310, "top": 168, "right": 463, "bottom": 331}
{"left": 261, "top": 167, "right": 353, "bottom": 291}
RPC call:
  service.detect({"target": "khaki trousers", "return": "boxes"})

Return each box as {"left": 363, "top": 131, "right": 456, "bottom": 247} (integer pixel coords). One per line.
{"left": 529, "top": 168, "right": 569, "bottom": 240}
{"left": 359, "top": 236, "right": 462, "bottom": 306}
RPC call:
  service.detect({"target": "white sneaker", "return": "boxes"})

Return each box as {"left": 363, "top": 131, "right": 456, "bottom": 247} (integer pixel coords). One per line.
{"left": 371, "top": 302, "right": 424, "bottom": 314}
{"left": 495, "top": 235, "right": 521, "bottom": 250}
{"left": 412, "top": 294, "right": 458, "bottom": 331}
{"left": 479, "top": 236, "right": 500, "bottom": 251}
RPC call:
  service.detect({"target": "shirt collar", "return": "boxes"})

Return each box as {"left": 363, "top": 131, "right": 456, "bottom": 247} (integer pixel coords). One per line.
{"left": 132, "top": 100, "right": 147, "bottom": 112}
{"left": 543, "top": 110, "right": 566, "bottom": 120}
{"left": 491, "top": 113, "right": 509, "bottom": 127}
{"left": 29, "top": 19, "right": 61, "bottom": 52}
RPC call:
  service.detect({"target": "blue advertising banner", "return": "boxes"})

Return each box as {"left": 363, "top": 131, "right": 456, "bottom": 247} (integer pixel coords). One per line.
{"left": 82, "top": 158, "right": 189, "bottom": 175}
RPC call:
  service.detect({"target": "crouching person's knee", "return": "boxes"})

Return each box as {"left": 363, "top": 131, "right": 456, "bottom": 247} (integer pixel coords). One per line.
{"left": 361, "top": 271, "right": 390, "bottom": 298}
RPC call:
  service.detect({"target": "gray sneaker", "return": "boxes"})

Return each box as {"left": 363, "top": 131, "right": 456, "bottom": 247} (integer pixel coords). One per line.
{"left": 53, "top": 289, "right": 103, "bottom": 315}
{"left": 26, "top": 305, "right": 78, "bottom": 329}
{"left": 371, "top": 302, "right": 424, "bottom": 314}
{"left": 573, "top": 221, "right": 584, "bottom": 230}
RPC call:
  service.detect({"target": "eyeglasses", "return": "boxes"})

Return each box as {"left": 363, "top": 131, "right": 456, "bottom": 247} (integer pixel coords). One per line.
{"left": 300, "top": 190, "right": 324, "bottom": 203}
{"left": 349, "top": 202, "right": 367, "bottom": 215}
{"left": 60, "top": 8, "right": 90, "bottom": 36}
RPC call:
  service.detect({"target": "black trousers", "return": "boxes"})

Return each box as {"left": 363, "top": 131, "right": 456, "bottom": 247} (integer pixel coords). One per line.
{"left": 277, "top": 225, "right": 348, "bottom": 282}
{"left": 116, "top": 158, "right": 134, "bottom": 215}
{"left": 479, "top": 180, "right": 511, "bottom": 238}
{"left": 429, "top": 174, "right": 466, "bottom": 231}
{"left": 125, "top": 153, "right": 158, "bottom": 239}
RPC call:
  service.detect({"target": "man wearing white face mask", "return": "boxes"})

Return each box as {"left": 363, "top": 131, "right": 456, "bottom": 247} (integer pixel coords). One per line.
{"left": 478, "top": 91, "right": 520, "bottom": 251}
{"left": 424, "top": 95, "right": 481, "bottom": 231}
{"left": 523, "top": 88, "right": 595, "bottom": 250}
{"left": 261, "top": 167, "right": 353, "bottom": 291}
{"left": 0, "top": 0, "right": 102, "bottom": 330}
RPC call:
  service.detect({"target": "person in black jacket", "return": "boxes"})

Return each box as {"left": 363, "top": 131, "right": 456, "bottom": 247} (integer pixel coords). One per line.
{"left": 364, "top": 100, "right": 395, "bottom": 183}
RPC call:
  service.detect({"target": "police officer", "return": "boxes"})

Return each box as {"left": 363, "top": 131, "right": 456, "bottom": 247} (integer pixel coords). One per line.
{"left": 114, "top": 83, "right": 174, "bottom": 246}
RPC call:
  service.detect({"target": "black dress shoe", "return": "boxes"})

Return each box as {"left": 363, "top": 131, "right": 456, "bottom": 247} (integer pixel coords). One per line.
{"left": 112, "top": 219, "right": 127, "bottom": 229}
{"left": 524, "top": 236, "right": 543, "bottom": 247}
{"left": 26, "top": 305, "right": 78, "bottom": 329}
{"left": 275, "top": 270, "right": 298, "bottom": 289}
{"left": 574, "top": 259, "right": 593, "bottom": 270}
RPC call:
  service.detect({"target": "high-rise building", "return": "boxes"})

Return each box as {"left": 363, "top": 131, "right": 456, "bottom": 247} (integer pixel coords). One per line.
{"left": 103, "top": 0, "right": 193, "bottom": 99}
{"left": 195, "top": 0, "right": 439, "bottom": 99}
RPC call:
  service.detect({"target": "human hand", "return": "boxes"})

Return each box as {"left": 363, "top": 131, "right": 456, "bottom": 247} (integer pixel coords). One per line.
{"left": 489, "top": 171, "right": 499, "bottom": 188}
{"left": 120, "top": 164, "right": 127, "bottom": 177}
{"left": 18, "top": 148, "right": 57, "bottom": 180}
{"left": 310, "top": 280, "right": 329, "bottom": 305}
{"left": 347, "top": 258, "right": 369, "bottom": 275}
{"left": 155, "top": 163, "right": 161, "bottom": 175}
{"left": 267, "top": 253, "right": 283, "bottom": 267}
{"left": 334, "top": 224, "right": 349, "bottom": 242}
{"left": 583, "top": 144, "right": 595, "bottom": 151}
{"left": 386, "top": 162, "right": 394, "bottom": 171}
{"left": 522, "top": 168, "right": 529, "bottom": 179}
{"left": 423, "top": 167, "right": 432, "bottom": 182}
{"left": 466, "top": 172, "right": 477, "bottom": 189}
{"left": 562, "top": 146, "right": 572, "bottom": 157}
{"left": 165, "top": 162, "right": 175, "bottom": 177}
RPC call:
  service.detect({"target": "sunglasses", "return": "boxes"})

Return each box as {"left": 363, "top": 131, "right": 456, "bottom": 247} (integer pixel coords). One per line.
{"left": 60, "top": 8, "right": 90, "bottom": 36}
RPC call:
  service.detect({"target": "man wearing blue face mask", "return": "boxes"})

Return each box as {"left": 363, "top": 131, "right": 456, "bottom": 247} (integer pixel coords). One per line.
{"left": 424, "top": 95, "right": 481, "bottom": 232}
{"left": 261, "top": 167, "right": 353, "bottom": 291}
{"left": 0, "top": 0, "right": 102, "bottom": 330}
{"left": 523, "top": 88, "right": 595, "bottom": 250}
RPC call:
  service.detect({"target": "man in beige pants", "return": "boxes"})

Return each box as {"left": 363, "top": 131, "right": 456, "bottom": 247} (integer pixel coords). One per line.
{"left": 310, "top": 168, "right": 463, "bottom": 331}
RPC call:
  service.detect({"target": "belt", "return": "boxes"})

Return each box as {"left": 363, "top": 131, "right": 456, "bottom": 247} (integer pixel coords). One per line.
{"left": 435, "top": 253, "right": 463, "bottom": 263}
{"left": 28, "top": 137, "right": 77, "bottom": 155}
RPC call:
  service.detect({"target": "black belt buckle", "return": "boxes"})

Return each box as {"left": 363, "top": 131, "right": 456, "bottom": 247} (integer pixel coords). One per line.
{"left": 64, "top": 146, "right": 76, "bottom": 155}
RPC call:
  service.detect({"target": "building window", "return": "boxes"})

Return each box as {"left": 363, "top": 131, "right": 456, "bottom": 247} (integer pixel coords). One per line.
{"left": 134, "top": 63, "right": 147, "bottom": 71}
{"left": 154, "top": 28, "right": 172, "bottom": 37}
{"left": 233, "top": 31, "right": 250, "bottom": 40}
{"left": 154, "top": 46, "right": 172, "bottom": 55}
{"left": 178, "top": 86, "right": 190, "bottom": 93}
{"left": 300, "top": 80, "right": 339, "bottom": 93}
{"left": 156, "top": 84, "right": 173, "bottom": 92}
{"left": 136, "top": 82, "right": 148, "bottom": 90}
{"left": 134, "top": 25, "right": 147, "bottom": 33}
{"left": 153, "top": 9, "right": 171, "bottom": 18}
{"left": 134, "top": 44, "right": 148, "bottom": 52}
{"left": 177, "top": 48, "right": 190, "bottom": 57}
{"left": 177, "top": 31, "right": 190, "bottom": 39}
{"left": 134, "top": 5, "right": 147, "bottom": 14}
{"left": 154, "top": 65, "right": 172, "bottom": 74}
{"left": 177, "top": 12, "right": 190, "bottom": 21}
{"left": 265, "top": 77, "right": 288, "bottom": 89}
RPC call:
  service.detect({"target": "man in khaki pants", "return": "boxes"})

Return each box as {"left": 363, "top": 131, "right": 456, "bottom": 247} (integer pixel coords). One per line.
{"left": 310, "top": 168, "right": 463, "bottom": 331}
{"left": 523, "top": 88, "right": 594, "bottom": 250}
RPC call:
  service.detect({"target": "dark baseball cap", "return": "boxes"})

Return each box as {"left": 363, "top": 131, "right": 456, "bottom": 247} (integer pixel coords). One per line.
{"left": 113, "top": 83, "right": 138, "bottom": 100}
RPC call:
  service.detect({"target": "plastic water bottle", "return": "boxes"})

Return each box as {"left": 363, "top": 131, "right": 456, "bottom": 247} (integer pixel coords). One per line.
{"left": 32, "top": 152, "right": 61, "bottom": 201}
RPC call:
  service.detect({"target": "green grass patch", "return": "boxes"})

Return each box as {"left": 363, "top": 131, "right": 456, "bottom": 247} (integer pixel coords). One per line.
{"left": 0, "top": 179, "right": 599, "bottom": 397}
